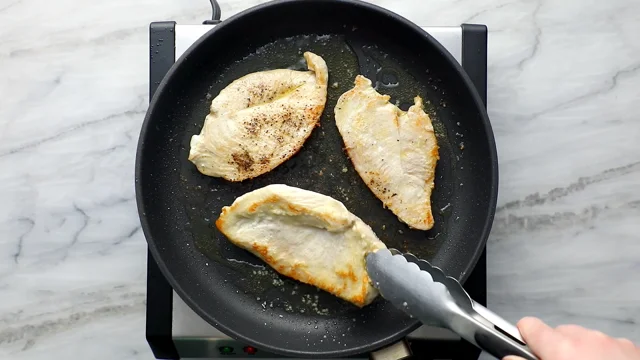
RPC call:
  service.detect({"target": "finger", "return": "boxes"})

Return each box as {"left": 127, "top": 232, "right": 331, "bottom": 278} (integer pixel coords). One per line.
{"left": 555, "top": 324, "right": 589, "bottom": 339}
{"left": 517, "top": 317, "right": 556, "bottom": 342}
{"left": 502, "top": 357, "right": 525, "bottom": 360}
{"left": 556, "top": 325, "right": 612, "bottom": 344}
{"left": 517, "top": 317, "right": 568, "bottom": 359}
{"left": 617, "top": 337, "right": 638, "bottom": 349}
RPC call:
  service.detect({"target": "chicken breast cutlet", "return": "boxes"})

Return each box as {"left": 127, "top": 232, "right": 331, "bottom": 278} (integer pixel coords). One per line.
{"left": 334, "top": 75, "right": 439, "bottom": 230}
{"left": 189, "top": 52, "right": 328, "bottom": 181}
{"left": 215, "top": 184, "right": 386, "bottom": 307}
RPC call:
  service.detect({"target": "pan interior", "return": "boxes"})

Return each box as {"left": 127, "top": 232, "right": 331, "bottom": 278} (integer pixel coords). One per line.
{"left": 138, "top": 1, "right": 495, "bottom": 357}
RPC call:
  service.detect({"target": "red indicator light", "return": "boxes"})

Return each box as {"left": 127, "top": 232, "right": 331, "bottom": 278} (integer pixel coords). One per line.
{"left": 243, "top": 346, "right": 258, "bottom": 355}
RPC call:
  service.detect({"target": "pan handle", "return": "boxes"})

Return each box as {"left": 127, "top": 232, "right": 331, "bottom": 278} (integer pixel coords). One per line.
{"left": 203, "top": 0, "right": 222, "bottom": 24}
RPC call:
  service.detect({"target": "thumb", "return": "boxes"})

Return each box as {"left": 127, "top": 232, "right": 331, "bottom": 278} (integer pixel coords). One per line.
{"left": 517, "top": 316, "right": 565, "bottom": 359}
{"left": 503, "top": 357, "right": 525, "bottom": 360}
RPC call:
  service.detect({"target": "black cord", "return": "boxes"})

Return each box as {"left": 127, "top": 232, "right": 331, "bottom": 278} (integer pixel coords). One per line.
{"left": 203, "top": 0, "right": 222, "bottom": 24}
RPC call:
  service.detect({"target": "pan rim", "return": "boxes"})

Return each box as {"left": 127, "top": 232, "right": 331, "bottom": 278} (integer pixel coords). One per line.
{"left": 135, "top": 0, "right": 498, "bottom": 357}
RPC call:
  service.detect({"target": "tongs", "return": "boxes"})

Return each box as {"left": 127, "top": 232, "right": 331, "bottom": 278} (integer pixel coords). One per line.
{"left": 366, "top": 249, "right": 538, "bottom": 360}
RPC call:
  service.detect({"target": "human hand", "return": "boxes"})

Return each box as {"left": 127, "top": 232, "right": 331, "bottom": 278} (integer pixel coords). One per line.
{"left": 503, "top": 317, "right": 640, "bottom": 360}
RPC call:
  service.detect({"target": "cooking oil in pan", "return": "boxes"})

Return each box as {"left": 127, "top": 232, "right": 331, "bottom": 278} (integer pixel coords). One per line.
{"left": 182, "top": 32, "right": 457, "bottom": 315}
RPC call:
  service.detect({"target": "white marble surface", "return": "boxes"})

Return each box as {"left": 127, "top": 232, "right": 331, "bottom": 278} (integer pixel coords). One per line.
{"left": 1, "top": 0, "right": 639, "bottom": 358}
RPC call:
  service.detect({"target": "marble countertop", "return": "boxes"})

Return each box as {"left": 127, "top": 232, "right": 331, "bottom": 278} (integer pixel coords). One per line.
{"left": 1, "top": 0, "right": 639, "bottom": 358}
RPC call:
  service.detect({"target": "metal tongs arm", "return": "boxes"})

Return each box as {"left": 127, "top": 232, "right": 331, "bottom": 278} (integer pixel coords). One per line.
{"left": 366, "top": 249, "right": 537, "bottom": 360}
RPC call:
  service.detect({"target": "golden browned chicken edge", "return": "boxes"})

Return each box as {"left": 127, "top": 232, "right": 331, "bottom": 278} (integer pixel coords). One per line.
{"left": 215, "top": 190, "right": 379, "bottom": 307}
{"left": 336, "top": 76, "right": 439, "bottom": 231}
{"left": 215, "top": 217, "right": 373, "bottom": 307}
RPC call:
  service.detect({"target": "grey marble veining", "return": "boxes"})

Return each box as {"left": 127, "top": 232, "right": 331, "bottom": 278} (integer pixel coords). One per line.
{"left": 1, "top": 0, "right": 639, "bottom": 358}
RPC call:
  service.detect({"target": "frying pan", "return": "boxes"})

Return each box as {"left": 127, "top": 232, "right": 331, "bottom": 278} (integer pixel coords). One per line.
{"left": 136, "top": 0, "right": 498, "bottom": 357}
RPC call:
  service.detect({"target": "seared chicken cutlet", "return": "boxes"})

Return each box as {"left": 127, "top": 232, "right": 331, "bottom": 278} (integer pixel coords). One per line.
{"left": 334, "top": 76, "right": 439, "bottom": 230}
{"left": 216, "top": 184, "right": 386, "bottom": 307}
{"left": 189, "top": 52, "right": 328, "bottom": 181}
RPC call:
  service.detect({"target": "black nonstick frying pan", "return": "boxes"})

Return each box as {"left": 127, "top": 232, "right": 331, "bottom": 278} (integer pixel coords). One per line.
{"left": 136, "top": 0, "right": 498, "bottom": 357}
